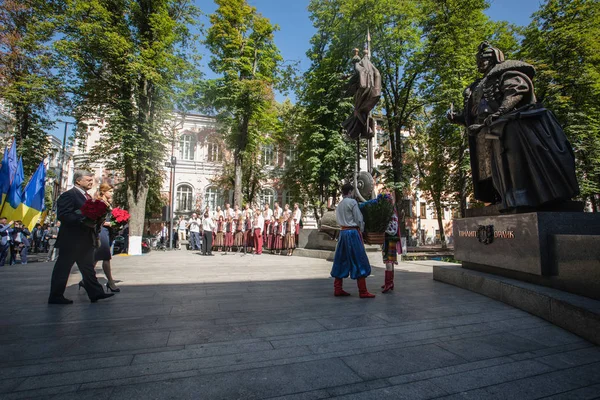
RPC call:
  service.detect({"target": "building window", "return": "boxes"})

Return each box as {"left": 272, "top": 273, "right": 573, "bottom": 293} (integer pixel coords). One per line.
{"left": 206, "top": 142, "right": 223, "bottom": 162}
{"left": 204, "top": 186, "right": 222, "bottom": 213}
{"left": 261, "top": 144, "right": 274, "bottom": 166}
{"left": 260, "top": 188, "right": 275, "bottom": 209}
{"left": 176, "top": 184, "right": 193, "bottom": 212}
{"left": 286, "top": 147, "right": 297, "bottom": 164}
{"left": 179, "top": 134, "right": 195, "bottom": 161}
{"left": 420, "top": 202, "right": 427, "bottom": 219}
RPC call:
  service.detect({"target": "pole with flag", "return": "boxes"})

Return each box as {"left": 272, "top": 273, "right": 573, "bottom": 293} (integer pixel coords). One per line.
{"left": 0, "top": 139, "right": 18, "bottom": 210}
{"left": 21, "top": 161, "right": 47, "bottom": 231}
{"left": 1, "top": 157, "right": 25, "bottom": 221}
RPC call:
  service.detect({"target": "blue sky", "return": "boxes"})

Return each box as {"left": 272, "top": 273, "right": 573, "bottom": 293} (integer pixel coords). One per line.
{"left": 49, "top": 0, "right": 544, "bottom": 139}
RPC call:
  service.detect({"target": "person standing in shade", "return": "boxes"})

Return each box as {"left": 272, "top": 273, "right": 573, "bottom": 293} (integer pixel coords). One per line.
{"left": 330, "top": 183, "right": 375, "bottom": 298}
{"left": 46, "top": 221, "right": 60, "bottom": 262}
{"left": 201, "top": 211, "right": 215, "bottom": 255}
{"left": 187, "top": 213, "right": 202, "bottom": 251}
{"left": 0, "top": 218, "right": 14, "bottom": 266}
{"left": 48, "top": 170, "right": 114, "bottom": 304}
{"left": 10, "top": 221, "right": 30, "bottom": 264}
{"left": 177, "top": 216, "right": 187, "bottom": 249}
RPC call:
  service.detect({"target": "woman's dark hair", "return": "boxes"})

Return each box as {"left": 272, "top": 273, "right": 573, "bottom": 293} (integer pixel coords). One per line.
{"left": 341, "top": 183, "right": 354, "bottom": 196}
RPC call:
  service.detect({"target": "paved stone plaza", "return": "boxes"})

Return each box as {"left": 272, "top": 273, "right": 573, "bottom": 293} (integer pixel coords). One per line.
{"left": 1, "top": 251, "right": 600, "bottom": 399}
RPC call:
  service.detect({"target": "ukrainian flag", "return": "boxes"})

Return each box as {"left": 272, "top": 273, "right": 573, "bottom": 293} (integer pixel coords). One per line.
{"left": 22, "top": 161, "right": 47, "bottom": 231}
{"left": 0, "top": 139, "right": 18, "bottom": 210}
{"left": 1, "top": 157, "right": 24, "bottom": 221}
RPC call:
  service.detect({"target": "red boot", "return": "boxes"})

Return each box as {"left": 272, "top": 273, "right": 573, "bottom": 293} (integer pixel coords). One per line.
{"left": 382, "top": 270, "right": 394, "bottom": 293}
{"left": 334, "top": 278, "right": 351, "bottom": 296}
{"left": 357, "top": 277, "right": 376, "bottom": 298}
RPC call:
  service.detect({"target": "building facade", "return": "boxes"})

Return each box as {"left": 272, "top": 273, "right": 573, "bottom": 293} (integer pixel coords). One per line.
{"left": 166, "top": 113, "right": 298, "bottom": 218}
{"left": 73, "top": 112, "right": 457, "bottom": 245}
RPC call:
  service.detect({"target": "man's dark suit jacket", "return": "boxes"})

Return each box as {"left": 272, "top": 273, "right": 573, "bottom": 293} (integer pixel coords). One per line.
{"left": 55, "top": 188, "right": 96, "bottom": 250}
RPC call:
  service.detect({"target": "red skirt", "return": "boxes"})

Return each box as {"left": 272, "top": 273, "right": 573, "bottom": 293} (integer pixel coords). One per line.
{"left": 274, "top": 235, "right": 283, "bottom": 250}
{"left": 245, "top": 230, "right": 254, "bottom": 247}
{"left": 225, "top": 232, "right": 234, "bottom": 247}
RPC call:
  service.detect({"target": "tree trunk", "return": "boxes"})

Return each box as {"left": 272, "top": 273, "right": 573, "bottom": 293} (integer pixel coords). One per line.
{"left": 233, "top": 152, "right": 243, "bottom": 207}
{"left": 126, "top": 182, "right": 149, "bottom": 255}
{"left": 434, "top": 200, "right": 447, "bottom": 250}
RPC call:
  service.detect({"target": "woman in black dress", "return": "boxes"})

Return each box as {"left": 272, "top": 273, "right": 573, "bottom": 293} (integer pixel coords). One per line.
{"left": 95, "top": 183, "right": 120, "bottom": 292}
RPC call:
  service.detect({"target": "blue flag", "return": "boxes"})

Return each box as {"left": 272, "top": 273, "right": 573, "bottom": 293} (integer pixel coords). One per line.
{"left": 22, "top": 161, "right": 47, "bottom": 230}
{"left": 0, "top": 139, "right": 17, "bottom": 209}
{"left": 1, "top": 157, "right": 24, "bottom": 221}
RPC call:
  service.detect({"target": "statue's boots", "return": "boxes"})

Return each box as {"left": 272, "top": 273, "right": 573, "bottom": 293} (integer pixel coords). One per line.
{"left": 334, "top": 278, "right": 351, "bottom": 297}
{"left": 357, "top": 277, "right": 376, "bottom": 298}
{"left": 382, "top": 270, "right": 394, "bottom": 293}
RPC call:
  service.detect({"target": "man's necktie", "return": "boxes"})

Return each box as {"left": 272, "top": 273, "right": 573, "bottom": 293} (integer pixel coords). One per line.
{"left": 84, "top": 193, "right": 92, "bottom": 201}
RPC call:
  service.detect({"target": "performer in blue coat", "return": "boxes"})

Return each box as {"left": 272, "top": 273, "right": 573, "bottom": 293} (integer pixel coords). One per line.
{"left": 330, "top": 183, "right": 375, "bottom": 298}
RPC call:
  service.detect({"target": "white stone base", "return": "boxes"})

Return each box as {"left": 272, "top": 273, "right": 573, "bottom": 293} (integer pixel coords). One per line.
{"left": 128, "top": 235, "right": 142, "bottom": 256}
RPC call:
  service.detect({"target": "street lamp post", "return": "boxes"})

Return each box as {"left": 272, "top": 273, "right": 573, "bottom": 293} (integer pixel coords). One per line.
{"left": 52, "top": 120, "right": 70, "bottom": 208}
{"left": 165, "top": 156, "right": 177, "bottom": 249}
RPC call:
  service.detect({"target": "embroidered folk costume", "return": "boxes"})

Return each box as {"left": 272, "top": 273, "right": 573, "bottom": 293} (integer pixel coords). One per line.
{"left": 215, "top": 216, "right": 224, "bottom": 251}
{"left": 234, "top": 217, "right": 244, "bottom": 250}
{"left": 253, "top": 211, "right": 264, "bottom": 255}
{"left": 381, "top": 205, "right": 400, "bottom": 293}
{"left": 283, "top": 215, "right": 295, "bottom": 256}
{"left": 330, "top": 184, "right": 375, "bottom": 298}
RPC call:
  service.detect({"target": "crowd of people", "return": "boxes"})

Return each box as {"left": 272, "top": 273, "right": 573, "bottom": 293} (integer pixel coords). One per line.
{"left": 164, "top": 201, "right": 302, "bottom": 256}
{"left": 0, "top": 219, "right": 61, "bottom": 265}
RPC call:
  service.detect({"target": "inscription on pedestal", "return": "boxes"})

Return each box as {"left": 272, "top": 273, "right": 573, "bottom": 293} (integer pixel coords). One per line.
{"left": 454, "top": 212, "right": 600, "bottom": 277}
{"left": 454, "top": 213, "right": 542, "bottom": 275}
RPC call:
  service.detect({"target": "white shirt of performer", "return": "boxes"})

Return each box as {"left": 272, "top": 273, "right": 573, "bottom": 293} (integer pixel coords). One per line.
{"left": 335, "top": 197, "right": 364, "bottom": 232}
{"left": 273, "top": 206, "right": 282, "bottom": 219}
{"left": 293, "top": 208, "right": 301, "bottom": 224}
{"left": 188, "top": 217, "right": 202, "bottom": 233}
{"left": 263, "top": 207, "right": 273, "bottom": 220}
{"left": 202, "top": 216, "right": 215, "bottom": 232}
{"left": 253, "top": 214, "right": 264, "bottom": 235}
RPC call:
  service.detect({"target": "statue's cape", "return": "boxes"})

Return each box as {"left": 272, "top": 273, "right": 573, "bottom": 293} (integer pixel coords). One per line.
{"left": 487, "top": 60, "right": 535, "bottom": 81}
{"left": 343, "top": 56, "right": 382, "bottom": 140}
{"left": 484, "top": 104, "right": 579, "bottom": 209}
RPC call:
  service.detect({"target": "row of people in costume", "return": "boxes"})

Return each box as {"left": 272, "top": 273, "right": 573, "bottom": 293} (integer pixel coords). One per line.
{"left": 210, "top": 211, "right": 297, "bottom": 256}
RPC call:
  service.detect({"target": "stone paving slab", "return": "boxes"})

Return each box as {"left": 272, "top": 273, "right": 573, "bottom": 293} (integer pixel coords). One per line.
{"left": 0, "top": 251, "right": 599, "bottom": 399}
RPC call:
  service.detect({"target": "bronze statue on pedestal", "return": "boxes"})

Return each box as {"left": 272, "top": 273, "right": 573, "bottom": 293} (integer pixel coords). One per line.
{"left": 448, "top": 42, "right": 579, "bottom": 211}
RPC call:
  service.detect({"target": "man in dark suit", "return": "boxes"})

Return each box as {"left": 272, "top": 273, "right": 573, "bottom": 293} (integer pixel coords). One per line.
{"left": 48, "top": 171, "right": 114, "bottom": 304}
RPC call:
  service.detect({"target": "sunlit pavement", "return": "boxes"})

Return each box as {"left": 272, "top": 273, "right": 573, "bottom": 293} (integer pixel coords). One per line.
{"left": 1, "top": 250, "right": 599, "bottom": 399}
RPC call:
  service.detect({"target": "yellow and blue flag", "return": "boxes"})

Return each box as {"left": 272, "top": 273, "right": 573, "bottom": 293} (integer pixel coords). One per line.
{"left": 0, "top": 139, "right": 18, "bottom": 210}
{"left": 22, "top": 161, "right": 47, "bottom": 230}
{"left": 1, "top": 157, "right": 24, "bottom": 221}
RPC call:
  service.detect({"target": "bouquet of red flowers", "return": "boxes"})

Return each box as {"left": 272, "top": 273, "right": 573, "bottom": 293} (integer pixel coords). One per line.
{"left": 80, "top": 199, "right": 109, "bottom": 228}
{"left": 110, "top": 207, "right": 130, "bottom": 228}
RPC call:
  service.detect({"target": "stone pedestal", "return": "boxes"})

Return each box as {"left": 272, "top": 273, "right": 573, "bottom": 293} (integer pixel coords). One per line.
{"left": 453, "top": 212, "right": 600, "bottom": 299}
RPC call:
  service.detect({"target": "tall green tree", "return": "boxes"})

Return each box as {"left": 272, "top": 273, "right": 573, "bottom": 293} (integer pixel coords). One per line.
{"left": 521, "top": 0, "right": 600, "bottom": 211}
{"left": 204, "top": 0, "right": 282, "bottom": 208}
{"left": 0, "top": 0, "right": 63, "bottom": 176}
{"left": 408, "top": 0, "right": 519, "bottom": 247}
{"left": 55, "top": 0, "right": 201, "bottom": 251}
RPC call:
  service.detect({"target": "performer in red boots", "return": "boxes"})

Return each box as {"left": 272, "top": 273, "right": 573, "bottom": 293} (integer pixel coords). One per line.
{"left": 381, "top": 199, "right": 400, "bottom": 293}
{"left": 330, "top": 183, "right": 375, "bottom": 298}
